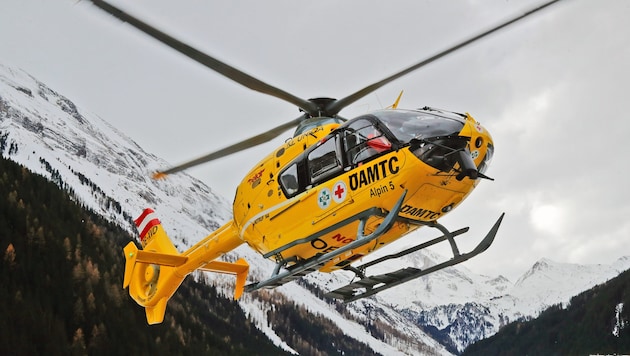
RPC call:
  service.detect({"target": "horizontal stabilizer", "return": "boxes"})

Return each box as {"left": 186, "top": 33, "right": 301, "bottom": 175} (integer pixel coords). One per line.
{"left": 135, "top": 249, "right": 188, "bottom": 267}
{"left": 200, "top": 258, "right": 250, "bottom": 299}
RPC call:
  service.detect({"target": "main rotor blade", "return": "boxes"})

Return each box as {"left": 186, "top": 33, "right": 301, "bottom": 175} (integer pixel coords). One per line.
{"left": 154, "top": 114, "right": 307, "bottom": 177}
{"left": 86, "top": 0, "right": 318, "bottom": 115}
{"left": 325, "top": 0, "right": 563, "bottom": 115}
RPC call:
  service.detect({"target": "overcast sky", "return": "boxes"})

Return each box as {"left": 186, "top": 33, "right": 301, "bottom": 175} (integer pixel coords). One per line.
{"left": 1, "top": 0, "right": 629, "bottom": 281}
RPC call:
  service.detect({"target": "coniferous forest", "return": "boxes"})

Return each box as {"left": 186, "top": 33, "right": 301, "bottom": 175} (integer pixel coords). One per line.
{"left": 0, "top": 156, "right": 286, "bottom": 355}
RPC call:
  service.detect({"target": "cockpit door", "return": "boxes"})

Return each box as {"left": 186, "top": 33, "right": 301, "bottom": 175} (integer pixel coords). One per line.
{"left": 342, "top": 118, "right": 392, "bottom": 168}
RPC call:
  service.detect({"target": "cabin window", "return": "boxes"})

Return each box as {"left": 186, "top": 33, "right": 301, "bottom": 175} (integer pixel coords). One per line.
{"left": 308, "top": 135, "right": 342, "bottom": 184}
{"left": 279, "top": 163, "right": 300, "bottom": 196}
{"left": 343, "top": 119, "right": 391, "bottom": 166}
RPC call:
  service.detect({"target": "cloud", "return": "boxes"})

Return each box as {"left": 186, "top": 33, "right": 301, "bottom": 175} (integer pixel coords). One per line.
{"left": 530, "top": 201, "right": 566, "bottom": 237}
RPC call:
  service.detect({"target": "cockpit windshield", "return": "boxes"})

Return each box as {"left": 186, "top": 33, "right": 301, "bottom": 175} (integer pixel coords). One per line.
{"left": 372, "top": 109, "right": 465, "bottom": 144}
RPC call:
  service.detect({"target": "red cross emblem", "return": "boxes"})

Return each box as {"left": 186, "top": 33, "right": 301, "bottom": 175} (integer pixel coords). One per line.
{"left": 332, "top": 181, "right": 347, "bottom": 203}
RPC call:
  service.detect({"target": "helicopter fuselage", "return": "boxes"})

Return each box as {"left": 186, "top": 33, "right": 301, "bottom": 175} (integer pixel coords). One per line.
{"left": 233, "top": 107, "right": 494, "bottom": 272}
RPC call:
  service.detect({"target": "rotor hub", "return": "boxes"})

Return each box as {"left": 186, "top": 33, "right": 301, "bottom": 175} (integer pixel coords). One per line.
{"left": 302, "top": 97, "right": 338, "bottom": 118}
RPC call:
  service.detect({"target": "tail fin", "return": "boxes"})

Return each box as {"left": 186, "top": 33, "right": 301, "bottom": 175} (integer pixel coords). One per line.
{"left": 134, "top": 208, "right": 179, "bottom": 253}
{"left": 123, "top": 208, "right": 247, "bottom": 324}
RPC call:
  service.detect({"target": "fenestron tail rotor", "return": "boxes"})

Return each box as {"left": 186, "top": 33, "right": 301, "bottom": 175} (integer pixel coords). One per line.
{"left": 85, "top": 0, "right": 563, "bottom": 177}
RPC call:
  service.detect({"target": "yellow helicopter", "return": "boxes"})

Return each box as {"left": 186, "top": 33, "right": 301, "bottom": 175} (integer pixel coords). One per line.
{"left": 86, "top": 0, "right": 561, "bottom": 324}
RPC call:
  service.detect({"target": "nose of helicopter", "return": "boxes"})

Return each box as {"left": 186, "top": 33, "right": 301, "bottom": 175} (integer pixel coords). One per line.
{"left": 461, "top": 114, "right": 495, "bottom": 179}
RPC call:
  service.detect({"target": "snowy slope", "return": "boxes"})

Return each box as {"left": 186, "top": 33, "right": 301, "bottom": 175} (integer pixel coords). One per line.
{"left": 360, "top": 241, "right": 630, "bottom": 352}
{"left": 0, "top": 63, "right": 228, "bottom": 246}
{"left": 3, "top": 63, "right": 629, "bottom": 355}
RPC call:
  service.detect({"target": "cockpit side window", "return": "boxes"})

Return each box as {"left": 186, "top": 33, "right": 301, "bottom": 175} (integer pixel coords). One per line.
{"left": 308, "top": 134, "right": 343, "bottom": 184}
{"left": 343, "top": 119, "right": 391, "bottom": 167}
{"left": 279, "top": 162, "right": 300, "bottom": 197}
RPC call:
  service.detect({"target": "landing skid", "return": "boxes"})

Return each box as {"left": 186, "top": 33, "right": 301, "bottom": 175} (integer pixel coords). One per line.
{"left": 325, "top": 213, "right": 505, "bottom": 302}
{"left": 244, "top": 187, "right": 503, "bottom": 302}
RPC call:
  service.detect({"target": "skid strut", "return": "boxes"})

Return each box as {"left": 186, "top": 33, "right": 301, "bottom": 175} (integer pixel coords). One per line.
{"left": 325, "top": 213, "right": 505, "bottom": 302}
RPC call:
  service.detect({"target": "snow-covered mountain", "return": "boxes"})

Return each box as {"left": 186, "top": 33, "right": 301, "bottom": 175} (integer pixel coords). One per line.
{"left": 363, "top": 247, "right": 630, "bottom": 352}
{"left": 2, "top": 63, "right": 628, "bottom": 355}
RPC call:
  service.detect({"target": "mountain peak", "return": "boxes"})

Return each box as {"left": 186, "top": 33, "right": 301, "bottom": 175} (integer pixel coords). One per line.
{"left": 532, "top": 257, "right": 556, "bottom": 270}
{"left": 1, "top": 62, "right": 231, "bottom": 244}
